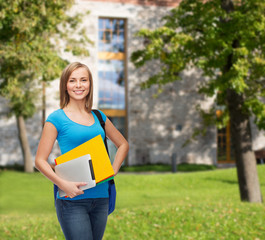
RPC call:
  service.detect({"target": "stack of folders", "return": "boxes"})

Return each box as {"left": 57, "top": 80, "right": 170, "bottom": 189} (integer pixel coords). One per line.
{"left": 54, "top": 135, "right": 114, "bottom": 197}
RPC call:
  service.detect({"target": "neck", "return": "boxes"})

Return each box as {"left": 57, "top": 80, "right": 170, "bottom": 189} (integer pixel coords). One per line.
{"left": 64, "top": 100, "right": 87, "bottom": 113}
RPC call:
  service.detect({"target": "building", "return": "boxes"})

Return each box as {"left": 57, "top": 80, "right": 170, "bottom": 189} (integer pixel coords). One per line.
{"left": 0, "top": 0, "right": 264, "bottom": 167}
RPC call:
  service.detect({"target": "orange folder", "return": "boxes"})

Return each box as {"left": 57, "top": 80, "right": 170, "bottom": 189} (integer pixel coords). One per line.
{"left": 55, "top": 135, "right": 114, "bottom": 184}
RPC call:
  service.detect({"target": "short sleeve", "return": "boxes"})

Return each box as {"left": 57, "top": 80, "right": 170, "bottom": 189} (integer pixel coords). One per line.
{"left": 97, "top": 109, "right": 107, "bottom": 122}
{"left": 46, "top": 109, "right": 62, "bottom": 132}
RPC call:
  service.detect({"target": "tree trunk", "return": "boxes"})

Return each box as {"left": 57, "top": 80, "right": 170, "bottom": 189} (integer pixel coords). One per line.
{"left": 221, "top": 0, "right": 262, "bottom": 203}
{"left": 16, "top": 115, "right": 34, "bottom": 173}
{"left": 42, "top": 81, "right": 46, "bottom": 127}
{"left": 227, "top": 90, "right": 262, "bottom": 202}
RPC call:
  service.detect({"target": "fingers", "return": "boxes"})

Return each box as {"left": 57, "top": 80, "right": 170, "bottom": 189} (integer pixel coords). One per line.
{"left": 76, "top": 182, "right": 88, "bottom": 187}
{"left": 68, "top": 193, "right": 76, "bottom": 199}
{"left": 68, "top": 191, "right": 83, "bottom": 199}
{"left": 68, "top": 190, "right": 84, "bottom": 199}
{"left": 63, "top": 182, "right": 87, "bottom": 198}
{"left": 69, "top": 182, "right": 87, "bottom": 198}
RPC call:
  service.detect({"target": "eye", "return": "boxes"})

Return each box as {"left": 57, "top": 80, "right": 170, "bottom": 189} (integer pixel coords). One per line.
{"left": 68, "top": 79, "right": 75, "bottom": 83}
{"left": 82, "top": 79, "right": 88, "bottom": 82}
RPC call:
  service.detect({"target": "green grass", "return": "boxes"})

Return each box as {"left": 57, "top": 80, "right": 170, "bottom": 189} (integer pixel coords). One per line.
{"left": 0, "top": 166, "right": 265, "bottom": 240}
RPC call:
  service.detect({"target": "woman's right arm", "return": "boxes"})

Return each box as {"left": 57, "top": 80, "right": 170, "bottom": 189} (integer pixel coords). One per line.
{"left": 35, "top": 122, "right": 86, "bottom": 198}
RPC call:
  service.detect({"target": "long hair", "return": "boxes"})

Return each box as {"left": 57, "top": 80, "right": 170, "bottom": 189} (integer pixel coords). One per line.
{"left": 60, "top": 62, "right": 93, "bottom": 112}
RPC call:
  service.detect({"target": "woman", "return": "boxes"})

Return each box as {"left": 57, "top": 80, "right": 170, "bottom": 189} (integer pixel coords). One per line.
{"left": 35, "top": 62, "right": 129, "bottom": 240}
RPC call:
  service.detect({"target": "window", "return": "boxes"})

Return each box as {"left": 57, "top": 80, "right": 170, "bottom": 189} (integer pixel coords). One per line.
{"left": 98, "top": 18, "right": 125, "bottom": 53}
{"left": 98, "top": 18, "right": 127, "bottom": 164}
{"left": 98, "top": 18, "right": 126, "bottom": 111}
{"left": 98, "top": 59, "right": 125, "bottom": 109}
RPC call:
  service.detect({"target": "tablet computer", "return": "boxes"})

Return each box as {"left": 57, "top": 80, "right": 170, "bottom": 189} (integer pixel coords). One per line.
{"left": 55, "top": 154, "right": 96, "bottom": 197}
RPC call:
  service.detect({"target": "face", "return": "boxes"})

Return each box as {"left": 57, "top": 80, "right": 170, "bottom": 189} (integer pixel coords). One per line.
{"left": 66, "top": 67, "right": 90, "bottom": 102}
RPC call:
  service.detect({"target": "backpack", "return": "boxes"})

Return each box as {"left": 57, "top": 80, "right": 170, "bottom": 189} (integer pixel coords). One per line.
{"left": 92, "top": 109, "right": 116, "bottom": 215}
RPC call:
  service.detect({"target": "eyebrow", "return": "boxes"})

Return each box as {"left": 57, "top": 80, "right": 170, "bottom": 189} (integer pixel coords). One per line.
{"left": 69, "top": 77, "right": 88, "bottom": 80}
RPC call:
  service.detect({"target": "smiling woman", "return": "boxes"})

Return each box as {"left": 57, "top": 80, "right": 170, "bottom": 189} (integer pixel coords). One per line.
{"left": 35, "top": 62, "right": 129, "bottom": 240}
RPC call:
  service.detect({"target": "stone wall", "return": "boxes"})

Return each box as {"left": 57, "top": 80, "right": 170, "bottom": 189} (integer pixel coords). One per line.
{"left": 127, "top": 67, "right": 217, "bottom": 165}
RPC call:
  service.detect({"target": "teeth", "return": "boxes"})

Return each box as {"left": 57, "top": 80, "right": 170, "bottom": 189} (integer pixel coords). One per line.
{"left": 74, "top": 91, "right": 83, "bottom": 94}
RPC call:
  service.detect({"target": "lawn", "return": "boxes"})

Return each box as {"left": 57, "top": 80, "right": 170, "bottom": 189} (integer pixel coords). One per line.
{"left": 0, "top": 165, "right": 264, "bottom": 240}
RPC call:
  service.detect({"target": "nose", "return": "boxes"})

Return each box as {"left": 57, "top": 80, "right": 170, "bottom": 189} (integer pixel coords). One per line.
{"left": 76, "top": 80, "right": 81, "bottom": 88}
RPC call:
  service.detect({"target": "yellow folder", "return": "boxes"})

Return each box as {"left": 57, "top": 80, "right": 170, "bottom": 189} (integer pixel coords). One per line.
{"left": 55, "top": 135, "right": 114, "bottom": 184}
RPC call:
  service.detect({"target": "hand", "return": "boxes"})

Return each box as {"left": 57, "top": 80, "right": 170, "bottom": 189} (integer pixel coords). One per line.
{"left": 112, "top": 166, "right": 119, "bottom": 176}
{"left": 59, "top": 180, "right": 87, "bottom": 198}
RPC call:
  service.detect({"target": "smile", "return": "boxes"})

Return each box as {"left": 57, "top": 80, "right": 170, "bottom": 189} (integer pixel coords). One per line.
{"left": 74, "top": 90, "right": 85, "bottom": 95}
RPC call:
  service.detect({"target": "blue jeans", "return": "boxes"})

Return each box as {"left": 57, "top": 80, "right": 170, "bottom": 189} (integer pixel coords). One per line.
{"left": 55, "top": 198, "right": 109, "bottom": 240}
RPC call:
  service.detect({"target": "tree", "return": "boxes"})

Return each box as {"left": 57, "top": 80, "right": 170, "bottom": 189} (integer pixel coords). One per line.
{"left": 131, "top": 0, "right": 264, "bottom": 202}
{"left": 0, "top": 0, "right": 91, "bottom": 172}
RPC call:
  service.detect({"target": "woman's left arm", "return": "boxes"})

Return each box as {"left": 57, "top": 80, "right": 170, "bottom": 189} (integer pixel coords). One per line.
{"left": 105, "top": 118, "right": 129, "bottom": 175}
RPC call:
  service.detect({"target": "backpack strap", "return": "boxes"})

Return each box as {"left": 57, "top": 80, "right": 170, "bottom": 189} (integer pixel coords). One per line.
{"left": 92, "top": 111, "right": 116, "bottom": 215}
{"left": 92, "top": 109, "right": 115, "bottom": 185}
{"left": 92, "top": 109, "right": 109, "bottom": 155}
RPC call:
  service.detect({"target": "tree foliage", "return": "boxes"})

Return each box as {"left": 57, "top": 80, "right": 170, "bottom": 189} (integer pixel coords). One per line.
{"left": 0, "top": 0, "right": 92, "bottom": 118}
{"left": 0, "top": 0, "right": 92, "bottom": 172}
{"left": 131, "top": 0, "right": 265, "bottom": 130}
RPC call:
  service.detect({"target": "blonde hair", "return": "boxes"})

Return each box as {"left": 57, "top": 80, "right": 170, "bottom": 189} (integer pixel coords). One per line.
{"left": 60, "top": 62, "right": 93, "bottom": 112}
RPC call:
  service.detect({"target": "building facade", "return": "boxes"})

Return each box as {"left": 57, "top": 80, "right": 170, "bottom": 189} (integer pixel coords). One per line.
{"left": 0, "top": 0, "right": 264, "bottom": 167}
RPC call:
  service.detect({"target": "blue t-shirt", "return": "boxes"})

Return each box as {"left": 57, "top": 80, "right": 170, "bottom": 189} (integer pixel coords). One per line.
{"left": 46, "top": 109, "right": 109, "bottom": 200}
